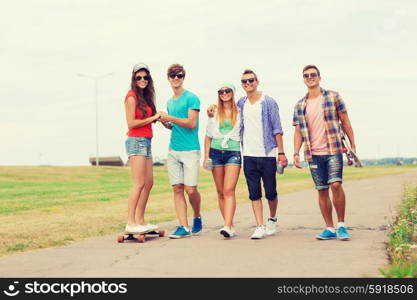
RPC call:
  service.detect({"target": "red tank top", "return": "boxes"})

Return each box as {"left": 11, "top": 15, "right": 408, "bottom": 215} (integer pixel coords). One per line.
{"left": 124, "top": 90, "right": 153, "bottom": 137}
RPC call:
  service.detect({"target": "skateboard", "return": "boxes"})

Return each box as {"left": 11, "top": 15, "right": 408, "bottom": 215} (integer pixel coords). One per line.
{"left": 117, "top": 230, "right": 165, "bottom": 243}
{"left": 340, "top": 124, "right": 362, "bottom": 167}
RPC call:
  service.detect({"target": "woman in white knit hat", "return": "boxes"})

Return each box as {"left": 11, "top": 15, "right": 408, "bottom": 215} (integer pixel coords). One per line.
{"left": 203, "top": 83, "right": 241, "bottom": 238}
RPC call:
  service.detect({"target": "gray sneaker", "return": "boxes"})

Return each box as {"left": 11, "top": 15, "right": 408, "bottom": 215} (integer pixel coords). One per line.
{"left": 266, "top": 218, "right": 277, "bottom": 235}
{"left": 146, "top": 223, "right": 159, "bottom": 232}
{"left": 125, "top": 224, "right": 149, "bottom": 234}
{"left": 220, "top": 226, "right": 235, "bottom": 238}
{"left": 251, "top": 225, "right": 266, "bottom": 239}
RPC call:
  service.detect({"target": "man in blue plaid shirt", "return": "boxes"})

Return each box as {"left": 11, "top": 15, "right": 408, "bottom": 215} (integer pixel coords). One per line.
{"left": 293, "top": 65, "right": 357, "bottom": 241}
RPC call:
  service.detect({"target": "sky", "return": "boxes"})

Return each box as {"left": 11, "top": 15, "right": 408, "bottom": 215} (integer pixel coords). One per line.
{"left": 1, "top": 0, "right": 417, "bottom": 166}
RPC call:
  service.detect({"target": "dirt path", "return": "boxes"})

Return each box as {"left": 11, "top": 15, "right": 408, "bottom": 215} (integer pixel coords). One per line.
{"left": 1, "top": 172, "right": 416, "bottom": 278}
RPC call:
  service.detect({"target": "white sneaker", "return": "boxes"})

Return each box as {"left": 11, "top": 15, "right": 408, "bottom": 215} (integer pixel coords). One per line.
{"left": 251, "top": 225, "right": 266, "bottom": 239}
{"left": 266, "top": 218, "right": 277, "bottom": 236}
{"left": 220, "top": 226, "right": 235, "bottom": 238}
{"left": 125, "top": 224, "right": 149, "bottom": 234}
{"left": 146, "top": 223, "right": 159, "bottom": 231}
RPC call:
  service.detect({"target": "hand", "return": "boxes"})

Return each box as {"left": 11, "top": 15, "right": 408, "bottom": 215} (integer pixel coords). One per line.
{"left": 278, "top": 154, "right": 288, "bottom": 168}
{"left": 159, "top": 118, "right": 172, "bottom": 129}
{"left": 293, "top": 154, "right": 302, "bottom": 169}
{"left": 159, "top": 111, "right": 171, "bottom": 122}
{"left": 153, "top": 112, "right": 161, "bottom": 121}
{"left": 202, "top": 159, "right": 207, "bottom": 169}
{"left": 207, "top": 105, "right": 217, "bottom": 118}
{"left": 351, "top": 145, "right": 357, "bottom": 154}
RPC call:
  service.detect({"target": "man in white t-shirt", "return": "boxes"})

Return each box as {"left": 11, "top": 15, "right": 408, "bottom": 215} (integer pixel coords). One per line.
{"left": 236, "top": 69, "right": 288, "bottom": 239}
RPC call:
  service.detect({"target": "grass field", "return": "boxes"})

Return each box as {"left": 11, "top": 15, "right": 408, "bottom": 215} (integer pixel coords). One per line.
{"left": 381, "top": 184, "right": 417, "bottom": 277}
{"left": 1, "top": 165, "right": 417, "bottom": 257}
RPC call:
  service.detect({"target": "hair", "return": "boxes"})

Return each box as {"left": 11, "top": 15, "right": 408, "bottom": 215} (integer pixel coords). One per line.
{"left": 242, "top": 69, "right": 258, "bottom": 80}
{"left": 216, "top": 92, "right": 238, "bottom": 127}
{"left": 167, "top": 64, "right": 186, "bottom": 77}
{"left": 130, "top": 68, "right": 156, "bottom": 118}
{"left": 302, "top": 65, "right": 320, "bottom": 77}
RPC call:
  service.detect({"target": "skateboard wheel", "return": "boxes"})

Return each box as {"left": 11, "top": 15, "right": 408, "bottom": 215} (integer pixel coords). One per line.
{"left": 117, "top": 235, "right": 124, "bottom": 243}
{"left": 347, "top": 160, "right": 353, "bottom": 166}
{"left": 343, "top": 147, "right": 347, "bottom": 153}
{"left": 159, "top": 230, "right": 165, "bottom": 237}
{"left": 138, "top": 235, "right": 145, "bottom": 243}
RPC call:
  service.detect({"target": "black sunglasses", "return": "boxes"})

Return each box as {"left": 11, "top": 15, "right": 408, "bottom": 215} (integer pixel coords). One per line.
{"left": 135, "top": 75, "right": 151, "bottom": 81}
{"left": 169, "top": 73, "right": 185, "bottom": 79}
{"left": 303, "top": 73, "right": 318, "bottom": 79}
{"left": 241, "top": 78, "right": 256, "bottom": 84}
{"left": 218, "top": 88, "right": 233, "bottom": 95}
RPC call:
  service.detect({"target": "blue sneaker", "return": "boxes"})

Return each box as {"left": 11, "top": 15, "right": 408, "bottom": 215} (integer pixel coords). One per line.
{"left": 316, "top": 229, "right": 337, "bottom": 240}
{"left": 192, "top": 217, "right": 202, "bottom": 235}
{"left": 337, "top": 227, "right": 351, "bottom": 241}
{"left": 169, "top": 226, "right": 191, "bottom": 239}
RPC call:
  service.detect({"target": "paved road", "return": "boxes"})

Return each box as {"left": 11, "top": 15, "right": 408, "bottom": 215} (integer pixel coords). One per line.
{"left": 1, "top": 172, "right": 416, "bottom": 278}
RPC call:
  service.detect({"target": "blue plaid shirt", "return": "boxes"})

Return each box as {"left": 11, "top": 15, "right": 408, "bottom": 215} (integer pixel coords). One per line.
{"left": 237, "top": 95, "right": 283, "bottom": 156}
{"left": 293, "top": 88, "right": 347, "bottom": 162}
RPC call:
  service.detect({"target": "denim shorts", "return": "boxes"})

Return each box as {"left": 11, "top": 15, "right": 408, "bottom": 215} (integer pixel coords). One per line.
{"left": 167, "top": 150, "right": 200, "bottom": 186}
{"left": 308, "top": 154, "right": 343, "bottom": 190}
{"left": 209, "top": 148, "right": 241, "bottom": 167}
{"left": 125, "top": 137, "right": 152, "bottom": 159}
{"left": 243, "top": 156, "right": 277, "bottom": 201}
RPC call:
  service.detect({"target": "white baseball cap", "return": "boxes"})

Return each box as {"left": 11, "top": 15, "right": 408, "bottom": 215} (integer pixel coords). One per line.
{"left": 133, "top": 62, "right": 150, "bottom": 73}
{"left": 217, "top": 82, "right": 236, "bottom": 93}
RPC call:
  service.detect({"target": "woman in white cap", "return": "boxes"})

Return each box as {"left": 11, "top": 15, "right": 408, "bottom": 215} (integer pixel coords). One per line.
{"left": 123, "top": 63, "right": 160, "bottom": 234}
{"left": 204, "top": 83, "right": 241, "bottom": 238}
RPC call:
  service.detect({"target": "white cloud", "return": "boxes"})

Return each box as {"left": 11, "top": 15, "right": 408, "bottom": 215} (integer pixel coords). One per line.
{"left": 1, "top": 0, "right": 417, "bottom": 165}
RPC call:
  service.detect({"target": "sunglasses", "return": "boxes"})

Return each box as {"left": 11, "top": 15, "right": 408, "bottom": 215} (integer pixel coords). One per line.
{"left": 218, "top": 88, "right": 233, "bottom": 95}
{"left": 169, "top": 73, "right": 185, "bottom": 79}
{"left": 303, "top": 73, "right": 318, "bottom": 79}
{"left": 135, "top": 75, "right": 150, "bottom": 81}
{"left": 241, "top": 78, "right": 256, "bottom": 84}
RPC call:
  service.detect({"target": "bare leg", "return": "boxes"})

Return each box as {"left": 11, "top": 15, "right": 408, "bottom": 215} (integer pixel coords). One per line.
{"left": 330, "top": 182, "right": 346, "bottom": 223}
{"left": 267, "top": 198, "right": 278, "bottom": 219}
{"left": 251, "top": 199, "right": 263, "bottom": 226}
{"left": 184, "top": 186, "right": 201, "bottom": 219}
{"left": 211, "top": 167, "right": 225, "bottom": 220}
{"left": 318, "top": 189, "right": 334, "bottom": 228}
{"left": 135, "top": 158, "right": 154, "bottom": 225}
{"left": 223, "top": 165, "right": 240, "bottom": 227}
{"left": 127, "top": 155, "right": 146, "bottom": 225}
{"left": 172, "top": 184, "right": 188, "bottom": 227}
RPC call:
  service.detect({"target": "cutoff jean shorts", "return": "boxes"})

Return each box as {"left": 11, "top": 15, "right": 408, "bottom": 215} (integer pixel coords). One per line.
{"left": 308, "top": 154, "right": 343, "bottom": 190}
{"left": 209, "top": 148, "right": 242, "bottom": 167}
{"left": 125, "top": 137, "right": 152, "bottom": 159}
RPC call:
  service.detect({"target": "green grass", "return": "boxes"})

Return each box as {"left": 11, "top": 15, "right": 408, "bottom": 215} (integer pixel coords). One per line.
{"left": 381, "top": 185, "right": 417, "bottom": 277}
{"left": 0, "top": 164, "right": 416, "bottom": 257}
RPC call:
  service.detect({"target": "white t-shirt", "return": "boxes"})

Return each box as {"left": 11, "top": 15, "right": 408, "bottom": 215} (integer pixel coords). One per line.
{"left": 242, "top": 94, "right": 276, "bottom": 157}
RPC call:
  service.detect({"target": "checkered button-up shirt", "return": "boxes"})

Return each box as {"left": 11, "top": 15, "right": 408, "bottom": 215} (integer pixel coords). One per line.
{"left": 293, "top": 88, "right": 347, "bottom": 162}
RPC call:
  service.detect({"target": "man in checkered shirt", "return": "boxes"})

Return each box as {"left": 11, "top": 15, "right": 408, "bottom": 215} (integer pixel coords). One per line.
{"left": 293, "top": 65, "right": 357, "bottom": 241}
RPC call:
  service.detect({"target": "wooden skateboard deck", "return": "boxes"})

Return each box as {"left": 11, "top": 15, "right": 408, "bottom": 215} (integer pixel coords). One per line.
{"left": 340, "top": 124, "right": 362, "bottom": 167}
{"left": 117, "top": 230, "right": 165, "bottom": 243}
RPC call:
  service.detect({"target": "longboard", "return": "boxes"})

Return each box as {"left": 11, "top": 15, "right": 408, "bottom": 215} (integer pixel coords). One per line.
{"left": 117, "top": 230, "right": 165, "bottom": 243}
{"left": 340, "top": 124, "right": 362, "bottom": 167}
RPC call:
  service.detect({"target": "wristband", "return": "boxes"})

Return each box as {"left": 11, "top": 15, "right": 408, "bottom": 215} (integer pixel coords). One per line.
{"left": 293, "top": 153, "right": 299, "bottom": 156}
{"left": 278, "top": 152, "right": 285, "bottom": 155}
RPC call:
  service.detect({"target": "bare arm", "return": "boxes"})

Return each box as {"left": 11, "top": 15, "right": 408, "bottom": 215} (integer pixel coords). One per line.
{"left": 293, "top": 125, "right": 303, "bottom": 168}
{"left": 125, "top": 97, "right": 159, "bottom": 128}
{"left": 339, "top": 111, "right": 356, "bottom": 152}
{"left": 160, "top": 109, "right": 199, "bottom": 129}
{"left": 159, "top": 119, "right": 172, "bottom": 130}
{"left": 275, "top": 134, "right": 288, "bottom": 167}
{"left": 207, "top": 104, "right": 217, "bottom": 118}
{"left": 203, "top": 135, "right": 212, "bottom": 169}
